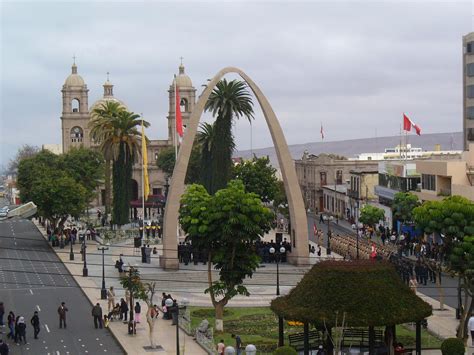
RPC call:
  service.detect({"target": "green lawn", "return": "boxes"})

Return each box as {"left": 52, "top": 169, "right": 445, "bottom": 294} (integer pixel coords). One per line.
{"left": 189, "top": 306, "right": 443, "bottom": 352}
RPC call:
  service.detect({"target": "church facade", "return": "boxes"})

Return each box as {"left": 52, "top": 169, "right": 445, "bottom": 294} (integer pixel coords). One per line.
{"left": 60, "top": 61, "right": 196, "bottom": 207}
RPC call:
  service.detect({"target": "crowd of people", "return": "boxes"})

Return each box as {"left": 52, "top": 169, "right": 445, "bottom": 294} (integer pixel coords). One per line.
{"left": 46, "top": 224, "right": 97, "bottom": 248}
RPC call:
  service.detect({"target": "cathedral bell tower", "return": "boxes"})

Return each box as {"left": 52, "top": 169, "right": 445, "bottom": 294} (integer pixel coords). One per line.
{"left": 167, "top": 62, "right": 196, "bottom": 141}
{"left": 60, "top": 61, "right": 90, "bottom": 153}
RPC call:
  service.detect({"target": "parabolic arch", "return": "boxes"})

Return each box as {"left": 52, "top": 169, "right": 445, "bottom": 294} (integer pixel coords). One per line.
{"left": 161, "top": 67, "right": 309, "bottom": 270}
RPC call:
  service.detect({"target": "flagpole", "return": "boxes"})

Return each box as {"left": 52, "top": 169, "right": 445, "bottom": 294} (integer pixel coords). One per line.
{"left": 173, "top": 76, "right": 178, "bottom": 161}
{"left": 141, "top": 117, "right": 145, "bottom": 221}
{"left": 399, "top": 124, "right": 402, "bottom": 159}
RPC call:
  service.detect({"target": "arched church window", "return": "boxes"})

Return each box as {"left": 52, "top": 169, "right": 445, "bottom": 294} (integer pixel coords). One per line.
{"left": 70, "top": 126, "right": 84, "bottom": 143}
{"left": 180, "top": 98, "right": 188, "bottom": 113}
{"left": 72, "top": 99, "right": 80, "bottom": 113}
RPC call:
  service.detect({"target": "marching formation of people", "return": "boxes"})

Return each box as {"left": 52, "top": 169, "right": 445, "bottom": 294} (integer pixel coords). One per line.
{"left": 46, "top": 224, "right": 97, "bottom": 248}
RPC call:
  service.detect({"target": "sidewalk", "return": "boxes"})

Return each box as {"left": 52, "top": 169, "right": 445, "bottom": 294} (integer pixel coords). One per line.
{"left": 34, "top": 221, "right": 206, "bottom": 355}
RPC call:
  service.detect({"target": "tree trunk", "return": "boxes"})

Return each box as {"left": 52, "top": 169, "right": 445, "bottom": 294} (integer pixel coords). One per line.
{"left": 457, "top": 288, "right": 473, "bottom": 344}
{"left": 436, "top": 275, "right": 444, "bottom": 311}
{"left": 105, "top": 159, "right": 111, "bottom": 215}
{"left": 215, "top": 302, "right": 225, "bottom": 332}
{"left": 146, "top": 307, "right": 156, "bottom": 348}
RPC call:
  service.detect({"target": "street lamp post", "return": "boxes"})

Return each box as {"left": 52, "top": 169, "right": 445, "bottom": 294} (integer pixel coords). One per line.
{"left": 165, "top": 298, "right": 180, "bottom": 355}
{"left": 82, "top": 232, "right": 88, "bottom": 277}
{"left": 352, "top": 222, "right": 363, "bottom": 260}
{"left": 270, "top": 246, "right": 286, "bottom": 347}
{"left": 98, "top": 244, "right": 110, "bottom": 299}
{"left": 323, "top": 215, "right": 333, "bottom": 255}
{"left": 69, "top": 233, "right": 74, "bottom": 261}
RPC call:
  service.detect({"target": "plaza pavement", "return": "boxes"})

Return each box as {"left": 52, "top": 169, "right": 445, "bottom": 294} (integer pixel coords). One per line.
{"left": 34, "top": 220, "right": 467, "bottom": 354}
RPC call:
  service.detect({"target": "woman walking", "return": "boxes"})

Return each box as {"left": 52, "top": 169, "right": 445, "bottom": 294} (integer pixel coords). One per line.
{"left": 134, "top": 302, "right": 141, "bottom": 323}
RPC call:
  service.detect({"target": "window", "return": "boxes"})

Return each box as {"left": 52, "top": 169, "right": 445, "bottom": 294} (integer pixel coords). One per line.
{"left": 467, "top": 85, "right": 474, "bottom": 99}
{"left": 467, "top": 42, "right": 474, "bottom": 54}
{"left": 320, "top": 172, "right": 327, "bottom": 186}
{"left": 467, "top": 107, "right": 474, "bottom": 120}
{"left": 422, "top": 174, "right": 436, "bottom": 191}
{"left": 71, "top": 99, "right": 80, "bottom": 112}
{"left": 468, "top": 128, "right": 474, "bottom": 141}
{"left": 70, "top": 126, "right": 83, "bottom": 143}
{"left": 468, "top": 63, "right": 474, "bottom": 77}
{"left": 152, "top": 188, "right": 162, "bottom": 196}
{"left": 336, "top": 170, "right": 343, "bottom": 185}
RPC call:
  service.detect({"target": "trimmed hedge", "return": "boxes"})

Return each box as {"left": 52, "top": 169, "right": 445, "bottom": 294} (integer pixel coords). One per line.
{"left": 271, "top": 260, "right": 432, "bottom": 327}
{"left": 273, "top": 345, "right": 298, "bottom": 355}
{"left": 440, "top": 338, "right": 465, "bottom": 355}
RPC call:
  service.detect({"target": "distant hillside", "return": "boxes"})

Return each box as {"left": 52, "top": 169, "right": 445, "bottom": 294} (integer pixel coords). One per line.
{"left": 236, "top": 132, "right": 463, "bottom": 167}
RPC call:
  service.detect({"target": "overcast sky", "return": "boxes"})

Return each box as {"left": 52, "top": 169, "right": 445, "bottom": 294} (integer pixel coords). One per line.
{"left": 0, "top": 0, "right": 471, "bottom": 167}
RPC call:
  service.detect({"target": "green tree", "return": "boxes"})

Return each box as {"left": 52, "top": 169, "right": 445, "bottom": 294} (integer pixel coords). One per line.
{"left": 8, "top": 144, "right": 40, "bottom": 174}
{"left": 17, "top": 150, "right": 90, "bottom": 230}
{"left": 179, "top": 180, "right": 273, "bottom": 331}
{"left": 232, "top": 155, "right": 279, "bottom": 203}
{"left": 155, "top": 146, "right": 201, "bottom": 184}
{"left": 359, "top": 205, "right": 385, "bottom": 228}
{"left": 61, "top": 147, "right": 104, "bottom": 204}
{"left": 204, "top": 79, "right": 254, "bottom": 194}
{"left": 196, "top": 122, "right": 216, "bottom": 193}
{"left": 392, "top": 192, "right": 420, "bottom": 225}
{"left": 90, "top": 101, "right": 123, "bottom": 216}
{"left": 273, "top": 180, "right": 289, "bottom": 219}
{"left": 90, "top": 102, "right": 149, "bottom": 226}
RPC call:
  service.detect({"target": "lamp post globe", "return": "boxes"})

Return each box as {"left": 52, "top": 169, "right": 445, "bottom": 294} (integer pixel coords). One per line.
{"left": 269, "top": 247, "right": 275, "bottom": 254}
{"left": 224, "top": 346, "right": 236, "bottom": 355}
{"left": 245, "top": 344, "right": 257, "bottom": 355}
{"left": 165, "top": 298, "right": 173, "bottom": 308}
{"left": 279, "top": 246, "right": 286, "bottom": 254}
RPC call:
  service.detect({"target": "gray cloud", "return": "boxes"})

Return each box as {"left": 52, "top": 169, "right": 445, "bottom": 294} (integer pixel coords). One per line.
{"left": 0, "top": 1, "right": 470, "bottom": 166}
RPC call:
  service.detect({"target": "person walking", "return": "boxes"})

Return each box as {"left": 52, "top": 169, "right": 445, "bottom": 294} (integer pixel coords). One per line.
{"left": 468, "top": 314, "right": 474, "bottom": 346}
{"left": 57, "top": 302, "right": 68, "bottom": 329}
{"left": 16, "top": 317, "right": 26, "bottom": 344}
{"left": 217, "top": 339, "right": 225, "bottom": 355}
{"left": 0, "top": 302, "right": 4, "bottom": 327}
{"left": 120, "top": 299, "right": 128, "bottom": 321}
{"left": 30, "top": 311, "right": 40, "bottom": 339}
{"left": 107, "top": 286, "right": 115, "bottom": 312}
{"left": 6, "top": 311, "right": 15, "bottom": 339}
{"left": 231, "top": 334, "right": 242, "bottom": 355}
{"left": 92, "top": 303, "right": 103, "bottom": 329}
{"left": 0, "top": 339, "right": 9, "bottom": 355}
{"left": 134, "top": 302, "right": 141, "bottom": 323}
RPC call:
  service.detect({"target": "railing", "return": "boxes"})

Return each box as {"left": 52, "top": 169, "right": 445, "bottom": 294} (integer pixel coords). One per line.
{"left": 195, "top": 327, "right": 217, "bottom": 355}
{"left": 179, "top": 307, "right": 193, "bottom": 336}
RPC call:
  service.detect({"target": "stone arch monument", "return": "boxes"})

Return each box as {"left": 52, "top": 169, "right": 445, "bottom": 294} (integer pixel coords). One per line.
{"left": 161, "top": 67, "right": 309, "bottom": 270}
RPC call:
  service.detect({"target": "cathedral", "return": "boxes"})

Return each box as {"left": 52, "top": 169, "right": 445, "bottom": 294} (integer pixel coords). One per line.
{"left": 59, "top": 60, "right": 196, "bottom": 209}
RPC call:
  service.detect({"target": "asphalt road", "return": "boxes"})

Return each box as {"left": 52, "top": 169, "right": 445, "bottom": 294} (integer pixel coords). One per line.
{"left": 0, "top": 217, "right": 124, "bottom": 355}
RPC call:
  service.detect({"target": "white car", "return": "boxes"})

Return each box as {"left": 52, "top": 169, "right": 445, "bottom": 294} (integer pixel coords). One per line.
{"left": 0, "top": 206, "right": 9, "bottom": 217}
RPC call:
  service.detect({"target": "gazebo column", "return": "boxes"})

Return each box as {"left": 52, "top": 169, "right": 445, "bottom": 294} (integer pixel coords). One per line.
{"left": 415, "top": 321, "right": 421, "bottom": 355}
{"left": 303, "top": 322, "right": 309, "bottom": 355}
{"left": 327, "top": 328, "right": 334, "bottom": 355}
{"left": 368, "top": 326, "right": 375, "bottom": 355}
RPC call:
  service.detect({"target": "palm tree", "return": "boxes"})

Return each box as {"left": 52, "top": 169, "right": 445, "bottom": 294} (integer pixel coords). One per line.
{"left": 204, "top": 79, "right": 254, "bottom": 194}
{"left": 90, "top": 102, "right": 149, "bottom": 225}
{"left": 90, "top": 101, "right": 123, "bottom": 216}
{"left": 196, "top": 122, "right": 217, "bottom": 193}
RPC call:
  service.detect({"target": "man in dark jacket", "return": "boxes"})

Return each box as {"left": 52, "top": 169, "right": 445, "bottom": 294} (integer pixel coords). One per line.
{"left": 57, "top": 302, "right": 68, "bottom": 329}
{"left": 0, "top": 339, "right": 9, "bottom": 355}
{"left": 92, "top": 303, "right": 103, "bottom": 329}
{"left": 120, "top": 299, "right": 128, "bottom": 321}
{"left": 30, "top": 311, "right": 40, "bottom": 339}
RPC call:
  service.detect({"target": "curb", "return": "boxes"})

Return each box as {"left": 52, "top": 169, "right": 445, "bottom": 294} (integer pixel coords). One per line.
{"left": 32, "top": 221, "right": 129, "bottom": 355}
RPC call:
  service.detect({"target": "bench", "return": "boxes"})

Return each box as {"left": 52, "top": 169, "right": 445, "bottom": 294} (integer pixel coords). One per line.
{"left": 288, "top": 330, "right": 322, "bottom": 351}
{"left": 342, "top": 328, "right": 384, "bottom": 348}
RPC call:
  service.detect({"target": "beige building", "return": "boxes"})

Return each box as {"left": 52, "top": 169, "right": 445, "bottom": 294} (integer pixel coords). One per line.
{"left": 415, "top": 144, "right": 474, "bottom": 202}
{"left": 60, "top": 61, "right": 196, "bottom": 206}
{"left": 322, "top": 184, "right": 348, "bottom": 219}
{"left": 347, "top": 169, "right": 378, "bottom": 222}
{"left": 295, "top": 151, "right": 379, "bottom": 213}
{"left": 463, "top": 32, "right": 474, "bottom": 150}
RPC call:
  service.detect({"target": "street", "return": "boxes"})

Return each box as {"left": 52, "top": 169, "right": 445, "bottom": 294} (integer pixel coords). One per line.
{"left": 0, "top": 217, "right": 124, "bottom": 355}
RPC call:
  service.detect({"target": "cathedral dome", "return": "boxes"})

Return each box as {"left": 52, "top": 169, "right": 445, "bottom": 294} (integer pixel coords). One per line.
{"left": 64, "top": 64, "right": 85, "bottom": 87}
{"left": 90, "top": 75, "right": 128, "bottom": 113}
{"left": 175, "top": 63, "right": 192, "bottom": 87}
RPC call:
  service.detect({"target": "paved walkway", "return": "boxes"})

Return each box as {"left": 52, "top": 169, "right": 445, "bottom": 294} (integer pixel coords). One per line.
{"left": 34, "top": 221, "right": 206, "bottom": 355}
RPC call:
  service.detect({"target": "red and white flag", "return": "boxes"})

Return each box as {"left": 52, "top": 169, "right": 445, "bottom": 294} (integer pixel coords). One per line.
{"left": 313, "top": 223, "right": 317, "bottom": 236}
{"left": 320, "top": 123, "right": 324, "bottom": 140}
{"left": 403, "top": 113, "right": 421, "bottom": 136}
{"left": 175, "top": 83, "right": 183, "bottom": 138}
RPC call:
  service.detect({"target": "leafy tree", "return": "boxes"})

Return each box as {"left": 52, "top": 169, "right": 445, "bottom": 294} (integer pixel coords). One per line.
{"left": 17, "top": 150, "right": 89, "bottom": 229}
{"left": 232, "top": 155, "right": 279, "bottom": 203}
{"left": 8, "top": 144, "right": 40, "bottom": 174}
{"left": 204, "top": 79, "right": 254, "bottom": 194}
{"left": 273, "top": 180, "right": 289, "bottom": 219}
{"left": 155, "top": 146, "right": 201, "bottom": 184}
{"left": 90, "top": 102, "right": 150, "bottom": 226}
{"left": 392, "top": 192, "right": 420, "bottom": 224}
{"left": 119, "top": 266, "right": 146, "bottom": 325}
{"left": 61, "top": 147, "right": 104, "bottom": 204}
{"left": 359, "top": 205, "right": 385, "bottom": 228}
{"left": 179, "top": 180, "right": 273, "bottom": 331}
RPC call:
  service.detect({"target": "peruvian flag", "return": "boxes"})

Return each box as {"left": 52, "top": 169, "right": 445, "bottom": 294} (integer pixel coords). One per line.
{"left": 313, "top": 223, "right": 317, "bottom": 236}
{"left": 175, "top": 83, "right": 184, "bottom": 138}
{"left": 403, "top": 114, "right": 421, "bottom": 136}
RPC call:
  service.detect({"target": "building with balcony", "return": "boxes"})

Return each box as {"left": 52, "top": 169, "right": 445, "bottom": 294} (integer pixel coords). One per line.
{"left": 464, "top": 32, "right": 474, "bottom": 151}
{"left": 322, "top": 184, "right": 348, "bottom": 219}
{"left": 347, "top": 169, "right": 378, "bottom": 223}
{"left": 295, "top": 151, "right": 378, "bottom": 213}
{"left": 415, "top": 145, "right": 474, "bottom": 202}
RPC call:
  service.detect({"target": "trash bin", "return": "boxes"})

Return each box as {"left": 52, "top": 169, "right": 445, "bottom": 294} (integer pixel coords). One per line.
{"left": 145, "top": 247, "right": 152, "bottom": 264}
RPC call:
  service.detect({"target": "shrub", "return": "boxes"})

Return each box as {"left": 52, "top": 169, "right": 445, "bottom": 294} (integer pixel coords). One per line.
{"left": 274, "top": 345, "right": 298, "bottom": 355}
{"left": 440, "top": 338, "right": 465, "bottom": 355}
